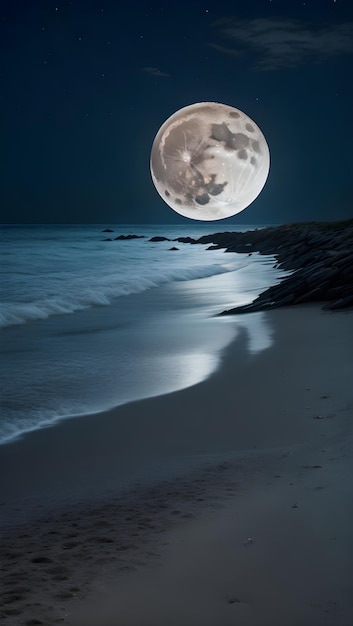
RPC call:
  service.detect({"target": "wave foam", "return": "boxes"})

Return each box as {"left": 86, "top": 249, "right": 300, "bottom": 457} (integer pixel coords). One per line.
{"left": 0, "top": 262, "right": 236, "bottom": 328}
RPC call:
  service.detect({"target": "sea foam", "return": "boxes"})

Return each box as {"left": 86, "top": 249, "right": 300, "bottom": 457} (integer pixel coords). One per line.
{"left": 0, "top": 224, "right": 286, "bottom": 445}
{"left": 0, "top": 261, "right": 238, "bottom": 328}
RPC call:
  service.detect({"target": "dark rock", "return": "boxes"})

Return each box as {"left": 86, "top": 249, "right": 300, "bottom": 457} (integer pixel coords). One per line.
{"left": 273, "top": 294, "right": 295, "bottom": 307}
{"left": 103, "top": 238, "right": 112, "bottom": 241}
{"left": 169, "top": 246, "right": 179, "bottom": 251}
{"left": 334, "top": 251, "right": 353, "bottom": 269}
{"left": 187, "top": 218, "right": 353, "bottom": 315}
{"left": 149, "top": 236, "right": 170, "bottom": 242}
{"left": 326, "top": 284, "right": 353, "bottom": 299}
{"left": 306, "top": 266, "right": 339, "bottom": 287}
{"left": 102, "top": 228, "right": 114, "bottom": 232}
{"left": 294, "top": 287, "right": 325, "bottom": 304}
{"left": 341, "top": 265, "right": 353, "bottom": 279}
{"left": 174, "top": 236, "right": 196, "bottom": 243}
{"left": 323, "top": 295, "right": 353, "bottom": 310}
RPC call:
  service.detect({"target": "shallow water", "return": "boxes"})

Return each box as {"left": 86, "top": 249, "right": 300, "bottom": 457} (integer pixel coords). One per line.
{"left": 0, "top": 224, "right": 288, "bottom": 443}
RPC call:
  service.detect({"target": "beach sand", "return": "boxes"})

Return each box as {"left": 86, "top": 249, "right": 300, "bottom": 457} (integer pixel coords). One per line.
{"left": 1, "top": 305, "right": 353, "bottom": 625}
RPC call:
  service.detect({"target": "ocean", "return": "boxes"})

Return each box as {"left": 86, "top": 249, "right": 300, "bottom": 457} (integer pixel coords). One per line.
{"left": 0, "top": 223, "right": 288, "bottom": 445}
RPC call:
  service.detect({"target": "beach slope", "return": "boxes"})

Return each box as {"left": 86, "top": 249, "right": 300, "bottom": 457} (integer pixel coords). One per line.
{"left": 1, "top": 305, "right": 353, "bottom": 625}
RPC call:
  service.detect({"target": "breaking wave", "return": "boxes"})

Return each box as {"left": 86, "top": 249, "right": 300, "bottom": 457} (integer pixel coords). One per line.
{"left": 0, "top": 262, "right": 236, "bottom": 328}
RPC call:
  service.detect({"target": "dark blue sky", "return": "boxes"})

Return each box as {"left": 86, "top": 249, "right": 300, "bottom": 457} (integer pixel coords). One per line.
{"left": 1, "top": 0, "right": 352, "bottom": 224}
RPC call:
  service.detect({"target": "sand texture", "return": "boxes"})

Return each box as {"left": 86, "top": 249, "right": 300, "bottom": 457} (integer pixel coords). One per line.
{"left": 1, "top": 305, "right": 353, "bottom": 625}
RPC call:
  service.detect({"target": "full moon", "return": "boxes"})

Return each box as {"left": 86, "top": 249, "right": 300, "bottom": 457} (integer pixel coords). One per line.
{"left": 150, "top": 102, "right": 270, "bottom": 221}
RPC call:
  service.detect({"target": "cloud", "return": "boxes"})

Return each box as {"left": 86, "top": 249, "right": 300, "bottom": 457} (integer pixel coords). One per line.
{"left": 210, "top": 17, "right": 353, "bottom": 70}
{"left": 142, "top": 66, "right": 170, "bottom": 78}
{"left": 207, "top": 43, "right": 244, "bottom": 58}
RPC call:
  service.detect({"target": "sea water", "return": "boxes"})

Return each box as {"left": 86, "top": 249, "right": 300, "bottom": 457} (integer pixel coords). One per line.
{"left": 0, "top": 223, "right": 287, "bottom": 444}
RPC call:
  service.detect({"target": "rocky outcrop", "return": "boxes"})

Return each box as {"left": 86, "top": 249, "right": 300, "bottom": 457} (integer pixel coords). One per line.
{"left": 102, "top": 228, "right": 114, "bottom": 232}
{"left": 191, "top": 219, "right": 353, "bottom": 314}
{"left": 174, "top": 236, "right": 197, "bottom": 244}
{"left": 103, "top": 219, "right": 352, "bottom": 313}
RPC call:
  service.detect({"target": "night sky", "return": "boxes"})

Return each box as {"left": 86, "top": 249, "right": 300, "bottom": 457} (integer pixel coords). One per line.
{"left": 1, "top": 0, "right": 352, "bottom": 225}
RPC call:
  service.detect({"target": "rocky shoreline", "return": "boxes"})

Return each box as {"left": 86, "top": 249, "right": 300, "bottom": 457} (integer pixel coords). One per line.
{"left": 102, "top": 219, "right": 353, "bottom": 313}
{"left": 179, "top": 219, "right": 353, "bottom": 314}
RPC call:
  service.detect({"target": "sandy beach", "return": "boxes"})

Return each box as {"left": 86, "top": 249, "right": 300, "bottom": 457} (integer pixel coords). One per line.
{"left": 3, "top": 0, "right": 353, "bottom": 621}
{"left": 1, "top": 305, "right": 353, "bottom": 625}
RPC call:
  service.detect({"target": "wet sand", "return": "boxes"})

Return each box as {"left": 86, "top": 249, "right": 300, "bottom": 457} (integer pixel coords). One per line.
{"left": 1, "top": 305, "right": 353, "bottom": 625}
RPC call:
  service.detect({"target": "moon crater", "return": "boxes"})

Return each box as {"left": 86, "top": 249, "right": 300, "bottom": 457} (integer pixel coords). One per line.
{"left": 238, "top": 149, "right": 248, "bottom": 160}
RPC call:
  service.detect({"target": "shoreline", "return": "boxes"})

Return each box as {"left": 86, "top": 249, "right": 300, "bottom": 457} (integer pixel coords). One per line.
{"left": 180, "top": 218, "right": 353, "bottom": 313}
{"left": 1, "top": 304, "right": 353, "bottom": 625}
{"left": 0, "top": 255, "right": 285, "bottom": 447}
{"left": 3, "top": 217, "right": 351, "bottom": 447}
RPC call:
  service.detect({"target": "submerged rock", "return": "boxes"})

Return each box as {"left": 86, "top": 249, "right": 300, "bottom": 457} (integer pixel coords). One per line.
{"left": 149, "top": 236, "right": 170, "bottom": 242}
